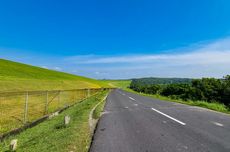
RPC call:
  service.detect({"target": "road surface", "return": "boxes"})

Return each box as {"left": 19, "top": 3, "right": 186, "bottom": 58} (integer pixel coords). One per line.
{"left": 90, "top": 89, "right": 230, "bottom": 152}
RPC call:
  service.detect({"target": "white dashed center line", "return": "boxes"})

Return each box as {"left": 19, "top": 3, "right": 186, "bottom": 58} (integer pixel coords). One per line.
{"left": 211, "top": 121, "right": 224, "bottom": 127}
{"left": 151, "top": 108, "right": 186, "bottom": 126}
{"left": 129, "top": 97, "right": 135, "bottom": 101}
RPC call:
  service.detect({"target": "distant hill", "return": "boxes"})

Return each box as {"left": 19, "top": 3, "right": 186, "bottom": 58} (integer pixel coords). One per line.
{"left": 0, "top": 59, "right": 109, "bottom": 92}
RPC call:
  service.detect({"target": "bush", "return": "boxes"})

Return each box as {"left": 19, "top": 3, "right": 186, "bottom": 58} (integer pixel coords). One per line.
{"left": 160, "top": 83, "right": 191, "bottom": 97}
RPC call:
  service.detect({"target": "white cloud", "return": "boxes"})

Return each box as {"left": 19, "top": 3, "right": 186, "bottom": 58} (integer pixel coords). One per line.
{"left": 66, "top": 37, "right": 230, "bottom": 66}
{"left": 2, "top": 37, "right": 230, "bottom": 79}
{"left": 65, "top": 37, "right": 230, "bottom": 79}
{"left": 67, "top": 51, "right": 230, "bottom": 65}
{"left": 53, "top": 67, "right": 62, "bottom": 71}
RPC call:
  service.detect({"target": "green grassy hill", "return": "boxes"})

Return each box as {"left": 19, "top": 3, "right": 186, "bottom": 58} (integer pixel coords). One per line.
{"left": 0, "top": 59, "right": 109, "bottom": 91}
{"left": 103, "top": 79, "right": 131, "bottom": 89}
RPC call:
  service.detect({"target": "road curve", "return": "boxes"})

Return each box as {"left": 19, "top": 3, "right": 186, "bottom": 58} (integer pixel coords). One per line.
{"left": 90, "top": 89, "right": 230, "bottom": 152}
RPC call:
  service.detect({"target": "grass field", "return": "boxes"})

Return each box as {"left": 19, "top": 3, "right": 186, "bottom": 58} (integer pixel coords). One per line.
{"left": 0, "top": 59, "right": 111, "bottom": 134}
{"left": 0, "top": 59, "right": 110, "bottom": 92}
{"left": 103, "top": 79, "right": 131, "bottom": 89}
{"left": 0, "top": 89, "right": 102, "bottom": 134}
{"left": 0, "top": 59, "right": 109, "bottom": 151}
{"left": 0, "top": 91, "right": 108, "bottom": 152}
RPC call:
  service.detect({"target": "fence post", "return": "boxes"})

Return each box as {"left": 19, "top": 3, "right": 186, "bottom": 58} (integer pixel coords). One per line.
{"left": 58, "top": 91, "right": 61, "bottom": 109}
{"left": 87, "top": 89, "right": 90, "bottom": 97}
{"left": 74, "top": 90, "right": 77, "bottom": 102}
{"left": 23, "top": 91, "right": 28, "bottom": 124}
{"left": 45, "top": 91, "right": 49, "bottom": 115}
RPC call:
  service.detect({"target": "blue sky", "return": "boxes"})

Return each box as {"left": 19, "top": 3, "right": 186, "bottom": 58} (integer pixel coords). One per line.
{"left": 1, "top": 0, "right": 230, "bottom": 79}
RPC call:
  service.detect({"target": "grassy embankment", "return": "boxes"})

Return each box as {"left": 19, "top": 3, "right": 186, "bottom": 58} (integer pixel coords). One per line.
{"left": 110, "top": 80, "right": 230, "bottom": 114}
{"left": 92, "top": 96, "right": 107, "bottom": 119}
{"left": 0, "top": 59, "right": 111, "bottom": 134}
{"left": 0, "top": 91, "right": 108, "bottom": 152}
{"left": 103, "top": 79, "right": 131, "bottom": 89}
{"left": 0, "top": 59, "right": 110, "bottom": 92}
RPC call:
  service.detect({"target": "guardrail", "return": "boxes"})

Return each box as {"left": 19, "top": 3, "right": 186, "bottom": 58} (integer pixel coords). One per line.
{"left": 0, "top": 88, "right": 110, "bottom": 137}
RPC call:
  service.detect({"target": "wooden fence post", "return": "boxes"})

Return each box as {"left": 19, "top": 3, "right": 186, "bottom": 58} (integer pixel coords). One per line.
{"left": 44, "top": 91, "right": 49, "bottom": 115}
{"left": 23, "top": 91, "right": 28, "bottom": 124}
{"left": 58, "top": 91, "right": 61, "bottom": 109}
{"left": 87, "top": 89, "right": 90, "bottom": 97}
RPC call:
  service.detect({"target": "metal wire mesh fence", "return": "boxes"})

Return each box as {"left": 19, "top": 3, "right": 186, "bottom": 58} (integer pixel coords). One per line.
{"left": 0, "top": 88, "right": 105, "bottom": 135}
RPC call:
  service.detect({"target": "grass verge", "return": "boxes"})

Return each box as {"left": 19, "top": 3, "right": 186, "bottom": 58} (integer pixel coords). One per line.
{"left": 92, "top": 97, "right": 107, "bottom": 119}
{"left": 0, "top": 91, "right": 108, "bottom": 152}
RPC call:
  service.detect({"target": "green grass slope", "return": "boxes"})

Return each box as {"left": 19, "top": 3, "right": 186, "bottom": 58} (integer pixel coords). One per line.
{"left": 0, "top": 91, "right": 108, "bottom": 152}
{"left": 0, "top": 59, "right": 109, "bottom": 91}
{"left": 104, "top": 80, "right": 131, "bottom": 89}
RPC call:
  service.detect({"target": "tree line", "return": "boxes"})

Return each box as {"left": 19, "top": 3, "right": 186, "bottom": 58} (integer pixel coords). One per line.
{"left": 129, "top": 76, "right": 230, "bottom": 106}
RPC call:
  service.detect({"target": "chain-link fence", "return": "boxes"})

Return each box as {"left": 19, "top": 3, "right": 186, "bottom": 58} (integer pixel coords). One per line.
{"left": 0, "top": 88, "right": 106, "bottom": 135}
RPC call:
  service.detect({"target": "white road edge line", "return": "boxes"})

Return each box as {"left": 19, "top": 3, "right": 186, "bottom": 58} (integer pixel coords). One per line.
{"left": 129, "top": 97, "right": 135, "bottom": 101}
{"left": 151, "top": 108, "right": 186, "bottom": 126}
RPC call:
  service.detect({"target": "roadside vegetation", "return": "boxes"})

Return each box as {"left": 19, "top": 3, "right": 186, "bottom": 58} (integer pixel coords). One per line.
{"left": 92, "top": 97, "right": 107, "bottom": 119}
{"left": 0, "top": 59, "right": 110, "bottom": 92}
{"left": 107, "top": 78, "right": 230, "bottom": 114}
{"left": 0, "top": 91, "right": 108, "bottom": 152}
{"left": 129, "top": 76, "right": 230, "bottom": 114}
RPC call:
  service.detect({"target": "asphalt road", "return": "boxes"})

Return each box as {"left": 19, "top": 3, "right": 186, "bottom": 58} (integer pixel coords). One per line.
{"left": 90, "top": 89, "right": 230, "bottom": 152}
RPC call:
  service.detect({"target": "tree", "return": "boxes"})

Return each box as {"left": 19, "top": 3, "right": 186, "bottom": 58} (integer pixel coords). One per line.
{"left": 221, "top": 75, "right": 230, "bottom": 105}
{"left": 192, "top": 78, "right": 222, "bottom": 102}
{"left": 145, "top": 85, "right": 160, "bottom": 94}
{"left": 160, "top": 84, "right": 191, "bottom": 97}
